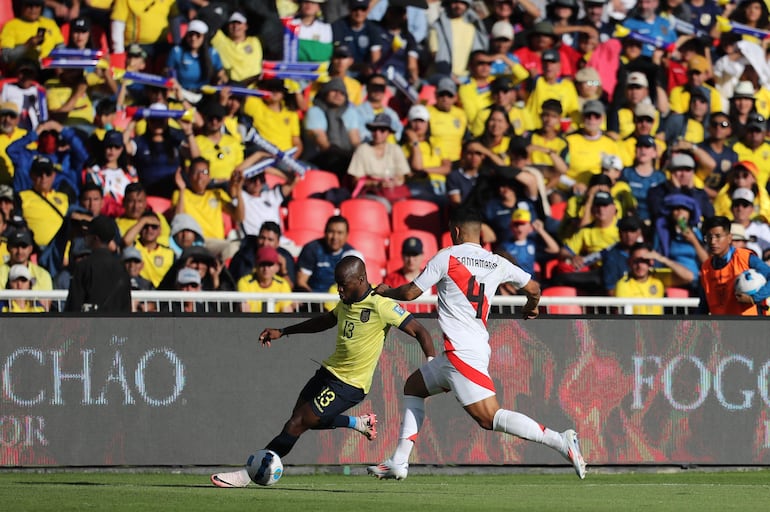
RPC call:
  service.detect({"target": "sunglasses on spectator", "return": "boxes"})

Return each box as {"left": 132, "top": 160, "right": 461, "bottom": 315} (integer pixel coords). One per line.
{"left": 630, "top": 258, "right": 650, "bottom": 265}
{"left": 437, "top": 91, "right": 455, "bottom": 98}
{"left": 635, "top": 116, "right": 653, "bottom": 123}
{"left": 180, "top": 282, "right": 200, "bottom": 288}
{"left": 142, "top": 224, "right": 160, "bottom": 230}
{"left": 734, "top": 171, "right": 752, "bottom": 179}
{"left": 710, "top": 120, "right": 730, "bottom": 128}
{"left": 473, "top": 61, "right": 492, "bottom": 66}
{"left": 32, "top": 169, "right": 55, "bottom": 176}
{"left": 584, "top": 112, "right": 602, "bottom": 119}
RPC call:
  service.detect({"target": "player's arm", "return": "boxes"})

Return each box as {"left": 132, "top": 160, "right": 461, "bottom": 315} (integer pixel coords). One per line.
{"left": 373, "top": 282, "right": 423, "bottom": 301}
{"left": 517, "top": 278, "right": 541, "bottom": 320}
{"left": 259, "top": 311, "right": 337, "bottom": 346}
{"left": 398, "top": 317, "right": 436, "bottom": 360}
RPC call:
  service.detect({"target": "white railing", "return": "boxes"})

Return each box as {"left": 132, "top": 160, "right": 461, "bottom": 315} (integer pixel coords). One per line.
{"left": 0, "top": 290, "right": 701, "bottom": 315}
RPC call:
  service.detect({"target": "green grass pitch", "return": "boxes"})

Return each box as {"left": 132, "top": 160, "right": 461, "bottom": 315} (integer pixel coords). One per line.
{"left": 1, "top": 469, "right": 768, "bottom": 511}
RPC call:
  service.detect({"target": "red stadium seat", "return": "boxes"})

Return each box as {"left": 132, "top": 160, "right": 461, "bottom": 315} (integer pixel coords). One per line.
{"left": 347, "top": 230, "right": 388, "bottom": 263}
{"left": 389, "top": 229, "right": 439, "bottom": 262}
{"left": 339, "top": 198, "right": 391, "bottom": 237}
{"left": 665, "top": 287, "right": 690, "bottom": 298}
{"left": 283, "top": 228, "right": 323, "bottom": 247}
{"left": 0, "top": 2, "right": 14, "bottom": 30}
{"left": 286, "top": 198, "right": 337, "bottom": 231}
{"left": 391, "top": 199, "right": 442, "bottom": 235}
{"left": 264, "top": 173, "right": 286, "bottom": 188}
{"left": 540, "top": 286, "right": 582, "bottom": 315}
{"left": 146, "top": 195, "right": 171, "bottom": 216}
{"left": 291, "top": 170, "right": 340, "bottom": 200}
{"left": 364, "top": 259, "right": 387, "bottom": 284}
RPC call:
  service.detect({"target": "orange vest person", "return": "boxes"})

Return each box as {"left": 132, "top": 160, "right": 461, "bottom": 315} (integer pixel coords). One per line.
{"left": 699, "top": 216, "right": 770, "bottom": 315}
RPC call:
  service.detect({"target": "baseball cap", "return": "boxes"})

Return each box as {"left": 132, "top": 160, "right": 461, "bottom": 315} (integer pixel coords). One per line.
{"left": 730, "top": 223, "right": 749, "bottom": 241}
{"left": 593, "top": 191, "right": 614, "bottom": 206}
{"left": 122, "top": 246, "right": 143, "bottom": 262}
{"left": 687, "top": 55, "right": 709, "bottom": 73}
{"left": 618, "top": 216, "right": 642, "bottom": 232}
{"left": 627, "top": 72, "right": 649, "bottom": 88}
{"left": 669, "top": 153, "right": 696, "bottom": 170}
{"left": 8, "top": 229, "right": 34, "bottom": 248}
{"left": 0, "top": 102, "right": 19, "bottom": 116}
{"left": 582, "top": 99, "right": 605, "bottom": 116}
{"left": 541, "top": 98, "right": 563, "bottom": 114}
{"left": 332, "top": 44, "right": 352, "bottom": 58}
{"left": 177, "top": 267, "right": 202, "bottom": 286}
{"left": 256, "top": 246, "right": 279, "bottom": 265}
{"left": 401, "top": 237, "right": 423, "bottom": 255}
{"left": 71, "top": 16, "right": 90, "bottom": 32}
{"left": 634, "top": 103, "right": 656, "bottom": 119}
{"left": 229, "top": 11, "right": 248, "bottom": 24}
{"left": 349, "top": 0, "right": 370, "bottom": 7}
{"left": 88, "top": 215, "right": 118, "bottom": 243}
{"left": 588, "top": 173, "right": 612, "bottom": 188}
{"left": 187, "top": 19, "right": 209, "bottom": 35}
{"left": 734, "top": 160, "right": 759, "bottom": 176}
{"left": 746, "top": 112, "right": 766, "bottom": 130}
{"left": 199, "top": 100, "right": 226, "bottom": 118}
{"left": 733, "top": 81, "right": 756, "bottom": 99}
{"left": 30, "top": 155, "right": 57, "bottom": 174}
{"left": 636, "top": 134, "right": 656, "bottom": 147}
{"left": 732, "top": 187, "right": 756, "bottom": 204}
{"left": 9, "top": 264, "right": 32, "bottom": 282}
{"left": 601, "top": 154, "right": 623, "bottom": 171}
{"left": 491, "top": 21, "right": 514, "bottom": 40}
{"left": 126, "top": 43, "right": 148, "bottom": 59}
{"left": 541, "top": 49, "right": 560, "bottom": 63}
{"left": 575, "top": 67, "right": 600, "bottom": 83}
{"left": 436, "top": 76, "right": 457, "bottom": 95}
{"left": 103, "top": 130, "right": 124, "bottom": 148}
{"left": 366, "top": 113, "right": 394, "bottom": 132}
{"left": 490, "top": 76, "right": 515, "bottom": 93}
{"left": 0, "top": 184, "right": 13, "bottom": 201}
{"left": 511, "top": 209, "right": 532, "bottom": 225}
{"left": 530, "top": 21, "right": 557, "bottom": 38}
{"left": 407, "top": 104, "right": 430, "bottom": 122}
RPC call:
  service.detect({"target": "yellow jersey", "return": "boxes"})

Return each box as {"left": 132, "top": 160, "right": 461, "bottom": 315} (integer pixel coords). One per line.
{"left": 194, "top": 134, "right": 244, "bottom": 181}
{"left": 172, "top": 188, "right": 230, "bottom": 240}
{"left": 614, "top": 275, "right": 664, "bottom": 315}
{"left": 0, "top": 17, "right": 64, "bottom": 58}
{"left": 525, "top": 77, "right": 580, "bottom": 130}
{"left": 111, "top": 0, "right": 177, "bottom": 45}
{"left": 19, "top": 189, "right": 68, "bottom": 247}
{"left": 0, "top": 262, "right": 52, "bottom": 290}
{"left": 211, "top": 32, "right": 263, "bottom": 82}
{"left": 669, "top": 84, "right": 723, "bottom": 115}
{"left": 458, "top": 78, "right": 492, "bottom": 129}
{"left": 427, "top": 105, "right": 467, "bottom": 162}
{"left": 0, "top": 126, "right": 27, "bottom": 184}
{"left": 565, "top": 132, "right": 621, "bottom": 184}
{"left": 237, "top": 274, "right": 293, "bottom": 312}
{"left": 324, "top": 290, "right": 412, "bottom": 393}
{"left": 732, "top": 141, "right": 770, "bottom": 190}
{"left": 243, "top": 98, "right": 301, "bottom": 152}
{"left": 45, "top": 78, "right": 95, "bottom": 125}
{"left": 116, "top": 215, "right": 171, "bottom": 247}
{"left": 135, "top": 241, "right": 175, "bottom": 288}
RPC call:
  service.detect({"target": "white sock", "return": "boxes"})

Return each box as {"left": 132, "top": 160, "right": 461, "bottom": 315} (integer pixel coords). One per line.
{"left": 391, "top": 395, "right": 424, "bottom": 464}
{"left": 492, "top": 409, "right": 564, "bottom": 452}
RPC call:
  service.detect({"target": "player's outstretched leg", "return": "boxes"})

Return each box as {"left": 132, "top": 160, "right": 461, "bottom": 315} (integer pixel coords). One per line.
{"left": 367, "top": 395, "right": 425, "bottom": 480}
{"left": 211, "top": 468, "right": 251, "bottom": 488}
{"left": 560, "top": 429, "right": 587, "bottom": 479}
{"left": 492, "top": 409, "right": 587, "bottom": 479}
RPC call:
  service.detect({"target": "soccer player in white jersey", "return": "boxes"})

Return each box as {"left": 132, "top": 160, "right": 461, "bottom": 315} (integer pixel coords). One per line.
{"left": 368, "top": 208, "right": 586, "bottom": 480}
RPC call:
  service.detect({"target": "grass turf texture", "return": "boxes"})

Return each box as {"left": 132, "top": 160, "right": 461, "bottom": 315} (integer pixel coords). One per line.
{"left": 1, "top": 470, "right": 768, "bottom": 511}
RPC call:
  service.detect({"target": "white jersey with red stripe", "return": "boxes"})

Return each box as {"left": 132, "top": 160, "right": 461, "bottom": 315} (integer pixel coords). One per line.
{"left": 413, "top": 242, "right": 531, "bottom": 353}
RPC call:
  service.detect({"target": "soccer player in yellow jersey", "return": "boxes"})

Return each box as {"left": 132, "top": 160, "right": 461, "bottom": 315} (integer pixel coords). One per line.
{"left": 211, "top": 256, "right": 435, "bottom": 487}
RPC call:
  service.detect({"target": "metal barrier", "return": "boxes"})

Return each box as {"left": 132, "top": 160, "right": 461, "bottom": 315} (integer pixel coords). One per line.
{"left": 0, "top": 290, "right": 701, "bottom": 315}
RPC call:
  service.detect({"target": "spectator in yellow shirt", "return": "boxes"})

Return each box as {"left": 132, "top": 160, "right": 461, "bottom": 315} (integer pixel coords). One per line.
{"left": 0, "top": 102, "right": 26, "bottom": 185}
{"left": 564, "top": 100, "right": 619, "bottom": 185}
{"left": 211, "top": 11, "right": 263, "bottom": 84}
{"left": 524, "top": 49, "right": 580, "bottom": 129}
{"left": 458, "top": 51, "right": 494, "bottom": 128}
{"left": 238, "top": 246, "right": 295, "bottom": 313}
{"left": 1, "top": 264, "right": 46, "bottom": 313}
{"left": 0, "top": 0, "right": 64, "bottom": 62}
{"left": 427, "top": 77, "right": 468, "bottom": 163}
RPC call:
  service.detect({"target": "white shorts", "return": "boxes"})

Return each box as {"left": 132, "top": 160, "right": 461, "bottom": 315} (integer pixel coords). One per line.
{"left": 420, "top": 350, "right": 496, "bottom": 407}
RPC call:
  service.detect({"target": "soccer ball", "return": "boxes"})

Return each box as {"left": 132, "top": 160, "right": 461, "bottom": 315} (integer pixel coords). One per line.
{"left": 735, "top": 269, "right": 767, "bottom": 295}
{"left": 246, "top": 449, "right": 283, "bottom": 486}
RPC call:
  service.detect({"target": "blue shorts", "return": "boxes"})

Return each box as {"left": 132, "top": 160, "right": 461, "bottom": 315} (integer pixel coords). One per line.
{"left": 299, "top": 367, "right": 365, "bottom": 420}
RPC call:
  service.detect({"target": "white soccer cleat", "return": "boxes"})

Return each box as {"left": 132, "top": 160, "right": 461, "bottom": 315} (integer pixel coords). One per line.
{"left": 210, "top": 468, "right": 252, "bottom": 488}
{"left": 367, "top": 459, "right": 408, "bottom": 480}
{"left": 354, "top": 413, "right": 377, "bottom": 440}
{"left": 560, "top": 429, "right": 587, "bottom": 479}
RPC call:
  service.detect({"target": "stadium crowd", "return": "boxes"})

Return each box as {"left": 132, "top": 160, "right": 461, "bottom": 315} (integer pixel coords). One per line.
{"left": 2, "top": 0, "right": 770, "bottom": 314}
